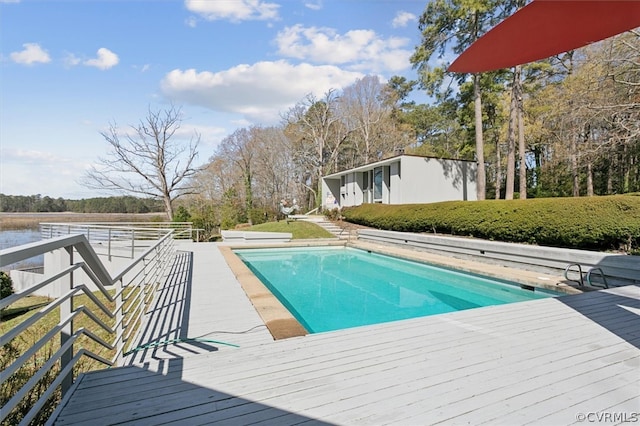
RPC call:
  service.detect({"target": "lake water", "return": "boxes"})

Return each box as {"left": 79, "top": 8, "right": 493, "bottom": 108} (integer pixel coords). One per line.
{"left": 0, "top": 228, "right": 43, "bottom": 271}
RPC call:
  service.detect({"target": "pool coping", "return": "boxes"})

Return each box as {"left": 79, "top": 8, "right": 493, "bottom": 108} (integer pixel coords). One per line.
{"left": 219, "top": 240, "right": 583, "bottom": 340}
{"left": 219, "top": 245, "right": 310, "bottom": 340}
{"left": 219, "top": 240, "right": 347, "bottom": 339}
{"left": 349, "top": 240, "right": 582, "bottom": 295}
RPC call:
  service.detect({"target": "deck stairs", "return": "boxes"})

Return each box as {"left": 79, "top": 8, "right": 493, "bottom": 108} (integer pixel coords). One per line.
{"left": 290, "top": 214, "right": 351, "bottom": 240}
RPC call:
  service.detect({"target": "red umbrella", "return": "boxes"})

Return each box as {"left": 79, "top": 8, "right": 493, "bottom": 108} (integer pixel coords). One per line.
{"left": 448, "top": 0, "right": 640, "bottom": 73}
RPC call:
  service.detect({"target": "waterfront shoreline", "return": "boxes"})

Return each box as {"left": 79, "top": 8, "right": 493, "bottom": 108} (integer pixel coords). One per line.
{"left": 0, "top": 212, "right": 165, "bottom": 230}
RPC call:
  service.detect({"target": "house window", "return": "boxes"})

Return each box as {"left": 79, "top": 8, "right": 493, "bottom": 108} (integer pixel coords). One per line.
{"left": 362, "top": 171, "right": 372, "bottom": 203}
{"left": 373, "top": 167, "right": 383, "bottom": 202}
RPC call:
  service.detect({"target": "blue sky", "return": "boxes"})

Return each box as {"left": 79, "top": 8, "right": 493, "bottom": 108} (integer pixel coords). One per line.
{"left": 1, "top": 0, "right": 431, "bottom": 199}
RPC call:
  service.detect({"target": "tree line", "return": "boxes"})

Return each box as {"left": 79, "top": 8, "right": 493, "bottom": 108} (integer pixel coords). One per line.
{"left": 78, "top": 1, "right": 639, "bottom": 228}
{"left": 189, "top": 76, "right": 412, "bottom": 229}
{"left": 187, "top": 26, "right": 639, "bottom": 228}
{"left": 0, "top": 194, "right": 163, "bottom": 214}
{"left": 410, "top": 1, "right": 639, "bottom": 200}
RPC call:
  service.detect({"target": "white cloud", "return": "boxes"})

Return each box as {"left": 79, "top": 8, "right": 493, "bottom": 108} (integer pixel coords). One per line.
{"left": 176, "top": 123, "right": 228, "bottom": 148}
{"left": 84, "top": 48, "right": 119, "bottom": 70}
{"left": 63, "top": 52, "right": 81, "bottom": 68}
{"left": 304, "top": 0, "right": 322, "bottom": 11}
{"left": 185, "top": 16, "right": 198, "bottom": 27}
{"left": 1, "top": 148, "right": 66, "bottom": 164}
{"left": 0, "top": 148, "right": 84, "bottom": 197}
{"left": 392, "top": 11, "right": 417, "bottom": 28}
{"left": 10, "top": 43, "right": 51, "bottom": 65}
{"left": 160, "top": 61, "right": 363, "bottom": 123}
{"left": 275, "top": 25, "right": 412, "bottom": 72}
{"left": 134, "top": 64, "right": 151, "bottom": 73}
{"left": 184, "top": 0, "right": 280, "bottom": 22}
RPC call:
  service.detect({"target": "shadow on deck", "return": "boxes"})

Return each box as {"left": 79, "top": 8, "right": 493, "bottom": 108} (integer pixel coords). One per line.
{"left": 126, "top": 251, "right": 225, "bottom": 367}
{"left": 54, "top": 248, "right": 330, "bottom": 425}
{"left": 53, "top": 365, "right": 332, "bottom": 425}
{"left": 51, "top": 244, "right": 640, "bottom": 425}
{"left": 558, "top": 285, "right": 640, "bottom": 350}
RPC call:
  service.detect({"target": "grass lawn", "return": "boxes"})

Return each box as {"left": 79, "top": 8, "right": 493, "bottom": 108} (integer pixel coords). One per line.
{"left": 1, "top": 292, "right": 117, "bottom": 360}
{"left": 245, "top": 220, "right": 335, "bottom": 239}
{"left": 1, "top": 295, "right": 52, "bottom": 319}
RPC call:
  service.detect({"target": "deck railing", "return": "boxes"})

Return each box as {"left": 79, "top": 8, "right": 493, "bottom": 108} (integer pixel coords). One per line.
{"left": 0, "top": 228, "right": 175, "bottom": 424}
{"left": 40, "top": 222, "right": 195, "bottom": 260}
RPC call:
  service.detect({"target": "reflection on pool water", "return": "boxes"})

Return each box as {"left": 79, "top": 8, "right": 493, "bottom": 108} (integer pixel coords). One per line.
{"left": 235, "top": 246, "right": 558, "bottom": 333}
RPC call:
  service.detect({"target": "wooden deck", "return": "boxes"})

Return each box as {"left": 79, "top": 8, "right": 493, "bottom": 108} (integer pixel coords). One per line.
{"left": 125, "top": 243, "right": 275, "bottom": 367}
{"left": 52, "top": 243, "right": 640, "bottom": 425}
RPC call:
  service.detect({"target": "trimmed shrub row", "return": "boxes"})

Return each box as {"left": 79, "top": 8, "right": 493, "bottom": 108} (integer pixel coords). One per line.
{"left": 341, "top": 196, "right": 640, "bottom": 253}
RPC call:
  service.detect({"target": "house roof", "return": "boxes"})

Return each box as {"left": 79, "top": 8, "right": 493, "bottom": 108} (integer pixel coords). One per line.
{"left": 323, "top": 154, "right": 475, "bottom": 179}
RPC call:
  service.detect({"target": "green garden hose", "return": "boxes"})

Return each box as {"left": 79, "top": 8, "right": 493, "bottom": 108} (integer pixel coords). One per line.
{"left": 124, "top": 337, "right": 239, "bottom": 356}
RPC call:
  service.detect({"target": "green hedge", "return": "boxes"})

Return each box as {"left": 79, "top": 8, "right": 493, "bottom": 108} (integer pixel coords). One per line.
{"left": 1, "top": 271, "right": 14, "bottom": 299}
{"left": 341, "top": 196, "right": 640, "bottom": 252}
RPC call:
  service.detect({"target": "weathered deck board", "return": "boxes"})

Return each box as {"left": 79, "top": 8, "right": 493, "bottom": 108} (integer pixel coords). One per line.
{"left": 53, "top": 243, "right": 640, "bottom": 425}
{"left": 125, "top": 242, "right": 274, "bottom": 366}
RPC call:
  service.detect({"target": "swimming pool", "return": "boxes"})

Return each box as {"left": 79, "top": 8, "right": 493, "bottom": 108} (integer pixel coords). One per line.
{"left": 234, "top": 246, "right": 558, "bottom": 333}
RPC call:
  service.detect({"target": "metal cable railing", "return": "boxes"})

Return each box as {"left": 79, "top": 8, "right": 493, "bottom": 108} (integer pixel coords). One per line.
{"left": 0, "top": 228, "right": 176, "bottom": 425}
{"left": 40, "top": 222, "right": 195, "bottom": 259}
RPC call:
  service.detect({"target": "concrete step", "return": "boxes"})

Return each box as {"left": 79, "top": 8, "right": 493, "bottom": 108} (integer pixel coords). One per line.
{"left": 288, "top": 214, "right": 325, "bottom": 222}
{"left": 304, "top": 219, "right": 344, "bottom": 238}
{"left": 289, "top": 215, "right": 356, "bottom": 239}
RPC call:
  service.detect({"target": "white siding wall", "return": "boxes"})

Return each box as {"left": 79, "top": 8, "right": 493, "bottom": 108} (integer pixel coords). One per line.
{"left": 389, "top": 162, "right": 401, "bottom": 204}
{"left": 346, "top": 173, "right": 354, "bottom": 206}
{"left": 399, "top": 156, "right": 477, "bottom": 203}
{"left": 382, "top": 166, "right": 391, "bottom": 204}
{"left": 321, "top": 155, "right": 478, "bottom": 209}
{"left": 322, "top": 179, "right": 340, "bottom": 210}
{"left": 354, "top": 173, "right": 364, "bottom": 205}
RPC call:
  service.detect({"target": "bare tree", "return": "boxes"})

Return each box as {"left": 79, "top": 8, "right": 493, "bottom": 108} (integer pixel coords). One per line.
{"left": 341, "top": 75, "right": 390, "bottom": 164}
{"left": 250, "top": 126, "right": 299, "bottom": 213}
{"left": 190, "top": 154, "right": 239, "bottom": 218}
{"left": 283, "top": 90, "right": 350, "bottom": 209}
{"left": 81, "top": 106, "right": 200, "bottom": 220}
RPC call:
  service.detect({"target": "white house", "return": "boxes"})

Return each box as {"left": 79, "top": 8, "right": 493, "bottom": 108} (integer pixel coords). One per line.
{"left": 321, "top": 154, "right": 477, "bottom": 210}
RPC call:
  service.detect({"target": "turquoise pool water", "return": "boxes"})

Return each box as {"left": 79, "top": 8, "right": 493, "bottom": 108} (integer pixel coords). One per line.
{"left": 235, "top": 246, "right": 557, "bottom": 333}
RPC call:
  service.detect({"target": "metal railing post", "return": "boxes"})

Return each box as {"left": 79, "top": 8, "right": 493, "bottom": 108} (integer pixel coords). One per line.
{"left": 131, "top": 230, "right": 135, "bottom": 259}
{"left": 108, "top": 229, "right": 112, "bottom": 261}
{"left": 115, "top": 277, "right": 124, "bottom": 366}
{"left": 60, "top": 246, "right": 74, "bottom": 396}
